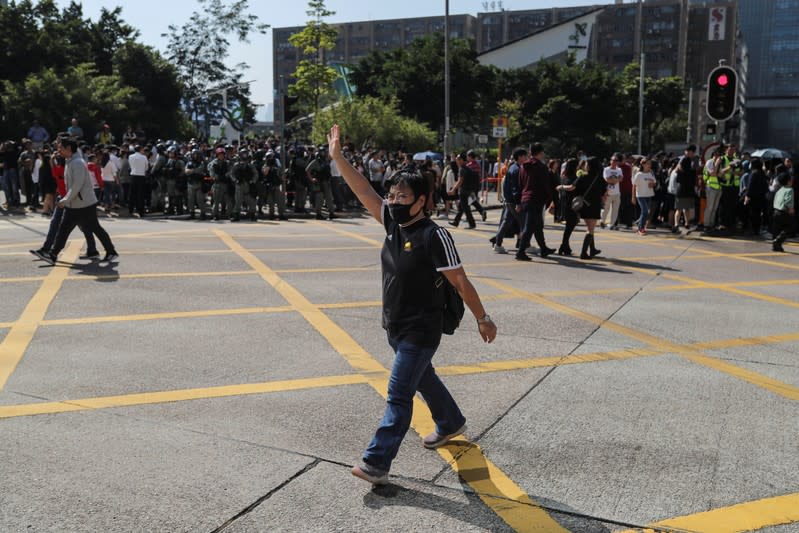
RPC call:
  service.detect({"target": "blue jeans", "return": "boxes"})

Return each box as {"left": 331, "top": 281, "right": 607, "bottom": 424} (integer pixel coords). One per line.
{"left": 363, "top": 336, "right": 465, "bottom": 471}
{"left": 636, "top": 197, "right": 651, "bottom": 231}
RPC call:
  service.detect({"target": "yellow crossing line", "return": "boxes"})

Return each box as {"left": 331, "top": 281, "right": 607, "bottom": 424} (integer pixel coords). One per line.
{"left": 0, "top": 242, "right": 81, "bottom": 390}
{"left": 690, "top": 248, "right": 799, "bottom": 272}
{"left": 311, "top": 221, "right": 799, "bottom": 401}
{"left": 437, "top": 348, "right": 663, "bottom": 376}
{"left": 0, "top": 331, "right": 795, "bottom": 422}
{"left": 475, "top": 277, "right": 799, "bottom": 401}
{"left": 38, "top": 305, "right": 294, "bottom": 327}
{"left": 215, "top": 229, "right": 568, "bottom": 532}
{"left": 618, "top": 492, "right": 799, "bottom": 533}
{"left": 0, "top": 374, "right": 368, "bottom": 419}
{"left": 693, "top": 331, "right": 799, "bottom": 351}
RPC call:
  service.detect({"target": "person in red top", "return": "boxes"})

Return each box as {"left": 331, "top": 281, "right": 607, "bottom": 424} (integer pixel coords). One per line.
{"left": 86, "top": 153, "right": 104, "bottom": 202}
{"left": 30, "top": 149, "right": 98, "bottom": 260}
{"left": 515, "top": 142, "right": 556, "bottom": 261}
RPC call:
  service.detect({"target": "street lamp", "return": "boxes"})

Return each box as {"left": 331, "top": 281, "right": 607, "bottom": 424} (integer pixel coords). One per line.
{"left": 444, "top": 0, "right": 450, "bottom": 157}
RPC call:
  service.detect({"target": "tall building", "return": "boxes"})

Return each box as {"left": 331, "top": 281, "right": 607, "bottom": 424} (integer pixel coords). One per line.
{"left": 737, "top": 0, "right": 799, "bottom": 149}
{"left": 273, "top": 1, "right": 750, "bottom": 147}
{"left": 476, "top": 5, "right": 602, "bottom": 51}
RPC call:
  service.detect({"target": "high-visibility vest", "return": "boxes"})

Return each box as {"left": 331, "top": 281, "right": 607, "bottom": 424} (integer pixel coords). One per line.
{"left": 721, "top": 156, "right": 742, "bottom": 187}
{"left": 704, "top": 162, "right": 720, "bottom": 190}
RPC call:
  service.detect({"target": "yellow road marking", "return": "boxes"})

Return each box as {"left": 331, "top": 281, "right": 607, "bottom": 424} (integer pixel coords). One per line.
{"left": 0, "top": 240, "right": 42, "bottom": 249}
{"left": 0, "top": 275, "right": 49, "bottom": 283}
{"left": 691, "top": 249, "right": 799, "bottom": 272}
{"left": 68, "top": 270, "right": 257, "bottom": 281}
{"left": 476, "top": 277, "right": 799, "bottom": 401}
{"left": 437, "top": 348, "right": 663, "bottom": 376}
{"left": 618, "top": 492, "right": 799, "bottom": 533}
{"left": 0, "top": 374, "right": 369, "bottom": 420}
{"left": 434, "top": 436, "right": 569, "bottom": 532}
{"left": 693, "top": 331, "right": 799, "bottom": 351}
{"left": 1, "top": 330, "right": 797, "bottom": 421}
{"left": 39, "top": 306, "right": 295, "bottom": 327}
{"left": 312, "top": 221, "right": 383, "bottom": 247}
{"left": 215, "top": 230, "right": 385, "bottom": 374}
{"left": 216, "top": 228, "right": 568, "bottom": 531}
{"left": 0, "top": 241, "right": 81, "bottom": 390}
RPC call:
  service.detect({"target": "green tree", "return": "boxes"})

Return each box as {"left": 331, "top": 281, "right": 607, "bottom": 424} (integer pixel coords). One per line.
{"left": 2, "top": 64, "right": 139, "bottom": 139}
{"left": 113, "top": 42, "right": 188, "bottom": 138}
{"left": 0, "top": 0, "right": 186, "bottom": 140}
{"left": 619, "top": 63, "right": 685, "bottom": 152}
{"left": 349, "top": 34, "right": 495, "bottom": 133}
{"left": 311, "top": 96, "right": 436, "bottom": 152}
{"left": 288, "top": 0, "right": 339, "bottom": 116}
{"left": 163, "top": 0, "right": 268, "bottom": 133}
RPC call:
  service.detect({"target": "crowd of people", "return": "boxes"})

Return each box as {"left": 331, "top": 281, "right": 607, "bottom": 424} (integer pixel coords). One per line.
{"left": 489, "top": 143, "right": 797, "bottom": 259}
{"left": 1, "top": 118, "right": 796, "bottom": 259}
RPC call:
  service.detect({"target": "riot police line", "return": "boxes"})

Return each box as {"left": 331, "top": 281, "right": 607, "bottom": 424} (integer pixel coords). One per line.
{"left": 104, "top": 139, "right": 354, "bottom": 221}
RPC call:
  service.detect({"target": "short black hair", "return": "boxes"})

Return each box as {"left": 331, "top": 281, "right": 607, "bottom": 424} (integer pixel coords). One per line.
{"left": 60, "top": 137, "right": 78, "bottom": 153}
{"left": 385, "top": 170, "right": 428, "bottom": 202}
{"left": 777, "top": 171, "right": 791, "bottom": 186}
{"left": 529, "top": 142, "right": 544, "bottom": 156}
{"left": 751, "top": 158, "right": 763, "bottom": 170}
{"left": 512, "top": 147, "right": 528, "bottom": 161}
{"left": 686, "top": 144, "right": 697, "bottom": 153}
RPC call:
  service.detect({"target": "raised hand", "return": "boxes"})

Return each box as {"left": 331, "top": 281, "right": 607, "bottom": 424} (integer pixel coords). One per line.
{"left": 327, "top": 124, "right": 341, "bottom": 157}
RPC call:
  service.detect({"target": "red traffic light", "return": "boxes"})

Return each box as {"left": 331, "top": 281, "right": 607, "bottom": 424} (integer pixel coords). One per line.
{"left": 706, "top": 66, "right": 738, "bottom": 122}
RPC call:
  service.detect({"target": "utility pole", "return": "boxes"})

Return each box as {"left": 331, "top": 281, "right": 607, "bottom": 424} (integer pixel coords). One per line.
{"left": 686, "top": 85, "right": 693, "bottom": 144}
{"left": 444, "top": 0, "right": 451, "bottom": 157}
{"left": 637, "top": 0, "right": 644, "bottom": 155}
{"left": 638, "top": 51, "right": 644, "bottom": 155}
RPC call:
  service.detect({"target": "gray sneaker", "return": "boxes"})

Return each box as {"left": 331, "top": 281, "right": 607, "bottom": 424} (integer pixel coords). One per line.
{"left": 493, "top": 244, "right": 507, "bottom": 254}
{"left": 422, "top": 423, "right": 467, "bottom": 449}
{"left": 351, "top": 460, "right": 389, "bottom": 485}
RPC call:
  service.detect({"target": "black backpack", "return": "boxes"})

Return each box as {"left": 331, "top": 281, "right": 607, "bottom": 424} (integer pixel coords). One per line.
{"left": 422, "top": 224, "right": 465, "bottom": 335}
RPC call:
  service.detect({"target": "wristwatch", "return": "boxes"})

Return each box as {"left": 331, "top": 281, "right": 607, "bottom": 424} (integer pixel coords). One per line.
{"left": 477, "top": 314, "right": 492, "bottom": 324}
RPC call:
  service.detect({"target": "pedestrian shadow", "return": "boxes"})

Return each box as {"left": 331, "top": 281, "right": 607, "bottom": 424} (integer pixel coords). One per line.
{"left": 66, "top": 260, "right": 120, "bottom": 283}
{"left": 539, "top": 255, "right": 633, "bottom": 274}
{"left": 364, "top": 441, "right": 613, "bottom": 532}
{"left": 364, "top": 480, "right": 516, "bottom": 532}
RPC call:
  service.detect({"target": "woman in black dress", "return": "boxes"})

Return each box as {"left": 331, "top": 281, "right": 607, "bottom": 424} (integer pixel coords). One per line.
{"left": 37, "top": 150, "right": 56, "bottom": 215}
{"left": 560, "top": 156, "right": 607, "bottom": 259}
{"left": 555, "top": 158, "right": 579, "bottom": 255}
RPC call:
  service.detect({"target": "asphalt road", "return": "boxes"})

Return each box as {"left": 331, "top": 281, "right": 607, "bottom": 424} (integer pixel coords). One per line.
{"left": 1, "top": 208, "right": 798, "bottom": 532}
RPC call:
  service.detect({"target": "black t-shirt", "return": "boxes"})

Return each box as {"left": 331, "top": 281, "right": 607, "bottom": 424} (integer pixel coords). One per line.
{"left": 460, "top": 166, "right": 479, "bottom": 192}
{"left": 380, "top": 202, "right": 462, "bottom": 346}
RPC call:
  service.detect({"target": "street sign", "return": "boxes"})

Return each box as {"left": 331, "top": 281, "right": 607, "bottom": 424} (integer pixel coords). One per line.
{"left": 492, "top": 127, "right": 507, "bottom": 138}
{"left": 477, "top": 134, "right": 489, "bottom": 144}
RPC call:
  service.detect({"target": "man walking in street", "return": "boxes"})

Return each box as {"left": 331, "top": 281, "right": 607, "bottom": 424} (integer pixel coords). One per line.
{"left": 37, "top": 137, "right": 117, "bottom": 265}
{"left": 491, "top": 147, "right": 526, "bottom": 254}
{"left": 515, "top": 143, "right": 556, "bottom": 261}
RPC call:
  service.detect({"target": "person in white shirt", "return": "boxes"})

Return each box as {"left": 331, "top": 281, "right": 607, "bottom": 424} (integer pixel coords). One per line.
{"left": 128, "top": 145, "right": 150, "bottom": 218}
{"left": 632, "top": 158, "right": 657, "bottom": 234}
{"left": 100, "top": 149, "right": 120, "bottom": 211}
{"left": 601, "top": 154, "right": 623, "bottom": 229}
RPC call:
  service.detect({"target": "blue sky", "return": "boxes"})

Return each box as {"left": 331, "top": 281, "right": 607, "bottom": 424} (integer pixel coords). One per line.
{"left": 56, "top": 0, "right": 603, "bottom": 120}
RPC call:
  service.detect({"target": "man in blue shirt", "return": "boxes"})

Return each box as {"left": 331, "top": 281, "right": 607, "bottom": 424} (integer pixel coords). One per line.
{"left": 27, "top": 120, "right": 50, "bottom": 149}
{"left": 491, "top": 148, "right": 527, "bottom": 254}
